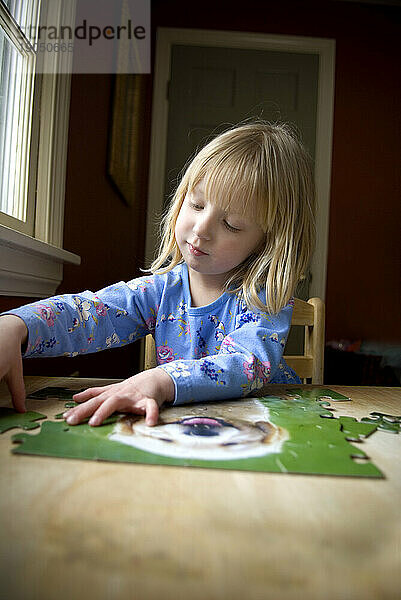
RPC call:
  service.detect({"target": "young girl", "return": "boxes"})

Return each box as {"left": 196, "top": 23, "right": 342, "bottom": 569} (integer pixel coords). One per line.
{"left": 0, "top": 122, "right": 315, "bottom": 427}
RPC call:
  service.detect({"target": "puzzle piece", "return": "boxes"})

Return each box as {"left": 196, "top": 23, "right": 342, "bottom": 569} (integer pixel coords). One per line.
{"left": 361, "top": 412, "right": 401, "bottom": 434}
{"left": 317, "top": 411, "right": 379, "bottom": 441}
{"left": 0, "top": 408, "right": 46, "bottom": 433}
{"left": 287, "top": 387, "right": 351, "bottom": 402}
{"left": 27, "top": 387, "right": 85, "bottom": 400}
{"left": 337, "top": 416, "right": 378, "bottom": 441}
{"left": 55, "top": 401, "right": 79, "bottom": 419}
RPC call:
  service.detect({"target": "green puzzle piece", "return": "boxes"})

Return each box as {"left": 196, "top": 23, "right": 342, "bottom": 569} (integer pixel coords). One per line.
{"left": 361, "top": 412, "right": 401, "bottom": 434}
{"left": 0, "top": 408, "right": 46, "bottom": 433}
{"left": 287, "top": 387, "right": 351, "bottom": 402}
{"left": 11, "top": 393, "right": 384, "bottom": 478}
{"left": 27, "top": 387, "right": 85, "bottom": 400}
{"left": 54, "top": 401, "right": 79, "bottom": 419}
{"left": 337, "top": 416, "right": 378, "bottom": 441}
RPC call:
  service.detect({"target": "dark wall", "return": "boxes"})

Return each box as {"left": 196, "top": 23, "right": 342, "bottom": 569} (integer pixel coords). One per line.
{"left": 1, "top": 0, "right": 399, "bottom": 380}
{"left": 327, "top": 26, "right": 400, "bottom": 343}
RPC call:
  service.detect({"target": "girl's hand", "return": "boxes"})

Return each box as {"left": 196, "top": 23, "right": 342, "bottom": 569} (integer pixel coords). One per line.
{"left": 0, "top": 315, "right": 28, "bottom": 413}
{"left": 63, "top": 368, "right": 175, "bottom": 427}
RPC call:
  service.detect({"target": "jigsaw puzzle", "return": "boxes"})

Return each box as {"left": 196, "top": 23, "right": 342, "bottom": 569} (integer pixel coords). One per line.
{"left": 4, "top": 386, "right": 391, "bottom": 478}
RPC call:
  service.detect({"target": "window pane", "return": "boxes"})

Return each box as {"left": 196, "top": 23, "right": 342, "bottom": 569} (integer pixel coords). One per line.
{"left": 0, "top": 26, "right": 35, "bottom": 221}
{"left": 1, "top": 0, "right": 41, "bottom": 44}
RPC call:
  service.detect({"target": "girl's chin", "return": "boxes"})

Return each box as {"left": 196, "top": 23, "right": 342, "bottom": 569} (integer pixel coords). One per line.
{"left": 186, "top": 263, "right": 230, "bottom": 282}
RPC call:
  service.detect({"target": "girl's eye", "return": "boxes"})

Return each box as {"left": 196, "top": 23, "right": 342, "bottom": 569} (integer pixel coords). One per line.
{"left": 190, "top": 202, "right": 203, "bottom": 210}
{"left": 224, "top": 220, "right": 241, "bottom": 233}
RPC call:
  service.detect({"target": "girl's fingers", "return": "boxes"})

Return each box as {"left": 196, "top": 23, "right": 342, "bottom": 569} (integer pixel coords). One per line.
{"left": 65, "top": 384, "right": 161, "bottom": 428}
{"left": 87, "top": 395, "right": 129, "bottom": 427}
{"left": 87, "top": 396, "right": 159, "bottom": 428}
{"left": 64, "top": 396, "right": 105, "bottom": 425}
{"left": 145, "top": 398, "right": 160, "bottom": 426}
{"left": 73, "top": 385, "right": 113, "bottom": 402}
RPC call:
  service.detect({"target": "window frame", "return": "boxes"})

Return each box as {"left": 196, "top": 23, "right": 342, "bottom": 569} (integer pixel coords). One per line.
{"left": 0, "top": 0, "right": 80, "bottom": 298}
{"left": 0, "top": 0, "right": 38, "bottom": 235}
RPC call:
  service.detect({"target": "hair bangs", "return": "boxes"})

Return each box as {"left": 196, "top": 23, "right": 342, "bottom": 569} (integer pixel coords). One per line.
{"left": 186, "top": 147, "right": 269, "bottom": 229}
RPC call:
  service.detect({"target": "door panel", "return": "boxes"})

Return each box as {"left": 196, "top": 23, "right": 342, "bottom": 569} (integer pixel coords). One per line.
{"left": 165, "top": 45, "right": 318, "bottom": 197}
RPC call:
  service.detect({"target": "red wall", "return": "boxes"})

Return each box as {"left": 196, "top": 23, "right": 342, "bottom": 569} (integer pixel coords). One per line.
{"left": 1, "top": 0, "right": 400, "bottom": 381}
{"left": 327, "top": 31, "right": 400, "bottom": 342}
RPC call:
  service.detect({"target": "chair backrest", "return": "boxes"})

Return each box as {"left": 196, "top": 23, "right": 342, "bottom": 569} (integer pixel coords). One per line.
{"left": 144, "top": 333, "right": 157, "bottom": 371}
{"left": 143, "top": 296, "right": 325, "bottom": 384}
{"left": 284, "top": 297, "right": 325, "bottom": 384}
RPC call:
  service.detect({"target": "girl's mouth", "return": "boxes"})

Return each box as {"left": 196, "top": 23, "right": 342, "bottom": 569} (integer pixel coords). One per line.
{"left": 188, "top": 243, "right": 208, "bottom": 256}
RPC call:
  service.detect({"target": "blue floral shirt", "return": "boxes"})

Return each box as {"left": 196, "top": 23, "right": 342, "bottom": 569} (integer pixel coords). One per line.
{"left": 5, "top": 263, "right": 300, "bottom": 405}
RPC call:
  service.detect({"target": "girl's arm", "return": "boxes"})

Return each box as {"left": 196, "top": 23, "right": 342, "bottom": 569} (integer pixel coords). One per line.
{"left": 1, "top": 277, "right": 162, "bottom": 360}
{"left": 1, "top": 276, "right": 172, "bottom": 420}
{"left": 158, "top": 301, "right": 297, "bottom": 405}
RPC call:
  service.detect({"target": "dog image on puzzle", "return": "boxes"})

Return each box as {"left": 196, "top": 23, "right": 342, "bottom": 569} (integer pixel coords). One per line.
{"left": 109, "top": 398, "right": 288, "bottom": 460}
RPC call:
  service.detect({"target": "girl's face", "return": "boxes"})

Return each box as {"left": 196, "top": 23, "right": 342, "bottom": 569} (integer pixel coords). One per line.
{"left": 175, "top": 181, "right": 264, "bottom": 285}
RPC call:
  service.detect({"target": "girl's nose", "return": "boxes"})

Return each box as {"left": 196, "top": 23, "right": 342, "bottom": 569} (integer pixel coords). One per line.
{"left": 193, "top": 213, "right": 212, "bottom": 240}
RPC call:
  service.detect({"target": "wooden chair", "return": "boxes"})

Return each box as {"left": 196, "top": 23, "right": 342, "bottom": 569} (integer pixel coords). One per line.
{"left": 143, "top": 297, "right": 325, "bottom": 384}
{"left": 284, "top": 297, "right": 325, "bottom": 384}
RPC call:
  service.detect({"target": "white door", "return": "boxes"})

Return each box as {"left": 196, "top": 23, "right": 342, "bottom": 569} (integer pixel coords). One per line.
{"left": 164, "top": 44, "right": 319, "bottom": 206}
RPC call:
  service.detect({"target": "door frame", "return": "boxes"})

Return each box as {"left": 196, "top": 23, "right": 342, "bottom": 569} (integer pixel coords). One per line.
{"left": 145, "top": 27, "right": 336, "bottom": 301}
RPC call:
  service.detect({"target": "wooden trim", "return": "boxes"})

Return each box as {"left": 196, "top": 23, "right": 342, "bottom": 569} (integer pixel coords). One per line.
{"left": 0, "top": 223, "right": 80, "bottom": 297}
{"left": 35, "top": 0, "right": 76, "bottom": 246}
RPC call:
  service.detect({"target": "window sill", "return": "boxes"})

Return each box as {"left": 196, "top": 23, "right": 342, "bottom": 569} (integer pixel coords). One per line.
{"left": 0, "top": 224, "right": 80, "bottom": 298}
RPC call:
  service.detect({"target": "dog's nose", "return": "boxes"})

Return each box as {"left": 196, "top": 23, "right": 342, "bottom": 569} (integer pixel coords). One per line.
{"left": 183, "top": 423, "right": 220, "bottom": 437}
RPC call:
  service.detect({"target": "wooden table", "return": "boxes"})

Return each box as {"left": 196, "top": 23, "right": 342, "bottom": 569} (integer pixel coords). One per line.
{"left": 0, "top": 377, "right": 400, "bottom": 600}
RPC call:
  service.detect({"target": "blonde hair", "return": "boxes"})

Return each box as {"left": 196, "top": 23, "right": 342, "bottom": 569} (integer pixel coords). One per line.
{"left": 150, "top": 121, "right": 316, "bottom": 314}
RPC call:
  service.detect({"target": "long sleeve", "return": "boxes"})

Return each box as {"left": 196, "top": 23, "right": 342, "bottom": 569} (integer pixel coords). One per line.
{"left": 157, "top": 299, "right": 299, "bottom": 405}
{"left": 2, "top": 276, "right": 164, "bottom": 358}
{"left": 2, "top": 262, "right": 300, "bottom": 403}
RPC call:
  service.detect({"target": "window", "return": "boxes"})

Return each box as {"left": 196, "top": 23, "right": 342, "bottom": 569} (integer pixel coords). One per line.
{"left": 0, "top": 0, "right": 80, "bottom": 298}
{"left": 0, "top": 0, "right": 39, "bottom": 234}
